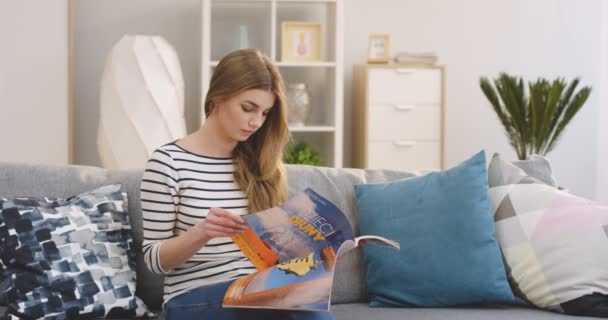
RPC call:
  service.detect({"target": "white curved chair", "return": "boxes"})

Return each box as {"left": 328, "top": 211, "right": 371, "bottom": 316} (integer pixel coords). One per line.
{"left": 98, "top": 35, "right": 187, "bottom": 169}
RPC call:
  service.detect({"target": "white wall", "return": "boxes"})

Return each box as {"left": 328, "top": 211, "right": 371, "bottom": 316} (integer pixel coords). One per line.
{"left": 598, "top": 1, "right": 608, "bottom": 204}
{"left": 343, "top": 0, "right": 603, "bottom": 199}
{"left": 0, "top": 1, "right": 70, "bottom": 165}
{"left": 71, "top": 0, "right": 604, "bottom": 200}
{"left": 74, "top": 0, "right": 200, "bottom": 166}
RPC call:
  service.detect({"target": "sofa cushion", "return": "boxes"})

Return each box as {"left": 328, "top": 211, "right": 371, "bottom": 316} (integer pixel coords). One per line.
{"left": 0, "top": 184, "right": 152, "bottom": 319}
{"left": 0, "top": 162, "right": 164, "bottom": 311}
{"left": 355, "top": 151, "right": 514, "bottom": 307}
{"left": 1, "top": 302, "right": 602, "bottom": 320}
{"left": 330, "top": 302, "right": 598, "bottom": 320}
{"left": 488, "top": 153, "right": 608, "bottom": 317}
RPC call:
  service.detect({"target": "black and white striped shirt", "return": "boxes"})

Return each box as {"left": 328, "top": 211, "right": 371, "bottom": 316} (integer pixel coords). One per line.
{"left": 140, "top": 142, "right": 256, "bottom": 303}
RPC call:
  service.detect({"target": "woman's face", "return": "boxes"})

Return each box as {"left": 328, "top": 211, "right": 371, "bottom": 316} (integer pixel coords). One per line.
{"left": 213, "top": 89, "right": 276, "bottom": 142}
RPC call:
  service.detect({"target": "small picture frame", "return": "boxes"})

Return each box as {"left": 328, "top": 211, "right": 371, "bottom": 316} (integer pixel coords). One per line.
{"left": 282, "top": 22, "right": 322, "bottom": 62}
{"left": 367, "top": 34, "right": 391, "bottom": 64}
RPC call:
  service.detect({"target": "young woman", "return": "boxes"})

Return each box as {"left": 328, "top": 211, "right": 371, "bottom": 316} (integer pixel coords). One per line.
{"left": 140, "top": 48, "right": 334, "bottom": 320}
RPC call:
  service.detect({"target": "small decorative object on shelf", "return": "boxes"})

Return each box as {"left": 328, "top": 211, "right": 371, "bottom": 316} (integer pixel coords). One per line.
{"left": 284, "top": 141, "right": 322, "bottom": 166}
{"left": 367, "top": 34, "right": 391, "bottom": 64}
{"left": 286, "top": 82, "right": 311, "bottom": 127}
{"left": 393, "top": 51, "right": 438, "bottom": 65}
{"left": 236, "top": 25, "right": 249, "bottom": 50}
{"left": 282, "top": 22, "right": 322, "bottom": 62}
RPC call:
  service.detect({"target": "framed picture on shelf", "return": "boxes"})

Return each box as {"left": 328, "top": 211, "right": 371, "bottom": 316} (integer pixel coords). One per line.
{"left": 367, "top": 34, "right": 391, "bottom": 64}
{"left": 282, "top": 22, "right": 322, "bottom": 62}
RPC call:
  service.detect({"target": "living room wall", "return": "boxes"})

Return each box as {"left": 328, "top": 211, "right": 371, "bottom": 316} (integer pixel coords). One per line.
{"left": 1, "top": 1, "right": 70, "bottom": 165}
{"left": 598, "top": 0, "right": 608, "bottom": 204}
{"left": 73, "top": 0, "right": 606, "bottom": 201}
{"left": 343, "top": 0, "right": 604, "bottom": 200}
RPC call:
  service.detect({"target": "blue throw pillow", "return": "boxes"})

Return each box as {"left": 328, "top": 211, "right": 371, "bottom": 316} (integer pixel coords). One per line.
{"left": 355, "top": 150, "right": 514, "bottom": 307}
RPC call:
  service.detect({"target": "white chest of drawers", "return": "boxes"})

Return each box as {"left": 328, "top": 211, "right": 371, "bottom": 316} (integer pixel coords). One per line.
{"left": 352, "top": 64, "right": 445, "bottom": 172}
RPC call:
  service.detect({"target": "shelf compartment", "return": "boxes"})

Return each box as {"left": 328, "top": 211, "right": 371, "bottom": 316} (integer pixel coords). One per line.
{"left": 211, "top": 61, "right": 336, "bottom": 67}
{"left": 289, "top": 125, "right": 335, "bottom": 132}
{"left": 276, "top": 1, "right": 336, "bottom": 62}
{"left": 280, "top": 67, "right": 336, "bottom": 127}
{"left": 210, "top": 1, "right": 272, "bottom": 61}
{"left": 288, "top": 131, "right": 335, "bottom": 167}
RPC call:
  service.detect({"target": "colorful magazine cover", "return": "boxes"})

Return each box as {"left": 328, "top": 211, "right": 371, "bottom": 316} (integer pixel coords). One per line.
{"left": 224, "top": 188, "right": 399, "bottom": 311}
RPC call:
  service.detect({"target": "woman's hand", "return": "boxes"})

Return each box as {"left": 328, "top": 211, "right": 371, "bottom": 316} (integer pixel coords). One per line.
{"left": 157, "top": 208, "right": 248, "bottom": 272}
{"left": 197, "top": 208, "right": 249, "bottom": 241}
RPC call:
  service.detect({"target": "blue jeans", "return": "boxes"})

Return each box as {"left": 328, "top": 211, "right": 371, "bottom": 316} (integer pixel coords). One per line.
{"left": 164, "top": 279, "right": 335, "bottom": 320}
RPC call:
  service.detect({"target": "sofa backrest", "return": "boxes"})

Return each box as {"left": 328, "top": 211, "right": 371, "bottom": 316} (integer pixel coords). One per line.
{"left": 0, "top": 162, "right": 415, "bottom": 310}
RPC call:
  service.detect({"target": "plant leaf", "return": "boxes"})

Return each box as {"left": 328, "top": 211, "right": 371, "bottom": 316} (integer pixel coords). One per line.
{"left": 528, "top": 79, "right": 545, "bottom": 153}
{"left": 543, "top": 79, "right": 578, "bottom": 153}
{"left": 545, "top": 86, "right": 591, "bottom": 154}
{"left": 538, "top": 79, "right": 565, "bottom": 154}
{"left": 481, "top": 76, "right": 523, "bottom": 159}
{"left": 497, "top": 74, "right": 527, "bottom": 158}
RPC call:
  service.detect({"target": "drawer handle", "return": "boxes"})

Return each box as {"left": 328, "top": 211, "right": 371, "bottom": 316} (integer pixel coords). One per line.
{"left": 393, "top": 141, "right": 417, "bottom": 148}
{"left": 395, "top": 68, "right": 414, "bottom": 74}
{"left": 394, "top": 104, "right": 416, "bottom": 111}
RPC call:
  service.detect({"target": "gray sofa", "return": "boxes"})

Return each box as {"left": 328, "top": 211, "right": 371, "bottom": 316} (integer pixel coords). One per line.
{"left": 0, "top": 161, "right": 597, "bottom": 319}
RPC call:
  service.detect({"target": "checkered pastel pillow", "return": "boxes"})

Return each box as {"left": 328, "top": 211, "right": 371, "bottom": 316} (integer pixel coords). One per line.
{"left": 0, "top": 184, "right": 153, "bottom": 319}
{"left": 488, "top": 154, "right": 608, "bottom": 317}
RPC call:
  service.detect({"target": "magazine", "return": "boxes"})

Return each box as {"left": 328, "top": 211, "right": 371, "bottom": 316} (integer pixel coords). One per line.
{"left": 223, "top": 188, "right": 400, "bottom": 311}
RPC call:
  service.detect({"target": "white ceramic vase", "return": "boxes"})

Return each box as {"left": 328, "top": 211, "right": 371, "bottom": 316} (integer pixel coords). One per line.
{"left": 286, "top": 83, "right": 311, "bottom": 127}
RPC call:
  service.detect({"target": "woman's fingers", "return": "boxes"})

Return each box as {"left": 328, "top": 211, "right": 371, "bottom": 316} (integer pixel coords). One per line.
{"left": 208, "top": 208, "right": 247, "bottom": 228}
{"left": 197, "top": 208, "right": 249, "bottom": 240}
{"left": 206, "top": 214, "right": 246, "bottom": 230}
{"left": 210, "top": 207, "right": 245, "bottom": 222}
{"left": 204, "top": 223, "right": 243, "bottom": 237}
{"left": 205, "top": 216, "right": 247, "bottom": 236}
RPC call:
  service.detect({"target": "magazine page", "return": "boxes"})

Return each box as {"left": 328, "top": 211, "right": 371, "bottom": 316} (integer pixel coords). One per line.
{"left": 336, "top": 235, "right": 401, "bottom": 258}
{"left": 231, "top": 188, "right": 354, "bottom": 270}
{"left": 224, "top": 188, "right": 354, "bottom": 311}
{"left": 224, "top": 188, "right": 400, "bottom": 311}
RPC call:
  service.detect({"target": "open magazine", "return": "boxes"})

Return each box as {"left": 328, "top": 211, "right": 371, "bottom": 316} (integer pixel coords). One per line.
{"left": 223, "top": 188, "right": 400, "bottom": 311}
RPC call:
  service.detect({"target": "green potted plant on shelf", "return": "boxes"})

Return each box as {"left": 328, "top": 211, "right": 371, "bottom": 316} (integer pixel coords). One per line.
{"left": 480, "top": 72, "right": 592, "bottom": 160}
{"left": 283, "top": 141, "right": 322, "bottom": 166}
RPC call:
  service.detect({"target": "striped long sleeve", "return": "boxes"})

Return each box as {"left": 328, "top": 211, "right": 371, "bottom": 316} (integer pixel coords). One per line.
{"left": 141, "top": 149, "right": 179, "bottom": 275}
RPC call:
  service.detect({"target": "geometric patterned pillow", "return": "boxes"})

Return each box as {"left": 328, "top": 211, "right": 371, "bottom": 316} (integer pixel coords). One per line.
{"left": 488, "top": 154, "right": 608, "bottom": 317}
{"left": 0, "top": 185, "right": 153, "bottom": 319}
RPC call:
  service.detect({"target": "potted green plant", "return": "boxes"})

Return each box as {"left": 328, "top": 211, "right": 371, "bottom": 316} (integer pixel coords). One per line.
{"left": 283, "top": 141, "right": 322, "bottom": 166}
{"left": 480, "top": 73, "right": 591, "bottom": 160}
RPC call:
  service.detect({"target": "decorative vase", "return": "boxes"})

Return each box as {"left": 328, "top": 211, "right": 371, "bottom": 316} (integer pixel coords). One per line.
{"left": 286, "top": 83, "right": 311, "bottom": 127}
{"left": 511, "top": 155, "right": 558, "bottom": 188}
{"left": 236, "top": 25, "right": 249, "bottom": 49}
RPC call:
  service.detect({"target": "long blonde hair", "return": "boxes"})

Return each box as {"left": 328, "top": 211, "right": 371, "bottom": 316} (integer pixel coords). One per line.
{"left": 204, "top": 49, "right": 290, "bottom": 213}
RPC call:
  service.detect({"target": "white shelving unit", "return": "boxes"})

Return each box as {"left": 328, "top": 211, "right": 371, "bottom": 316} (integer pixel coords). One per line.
{"left": 200, "top": 0, "right": 344, "bottom": 167}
